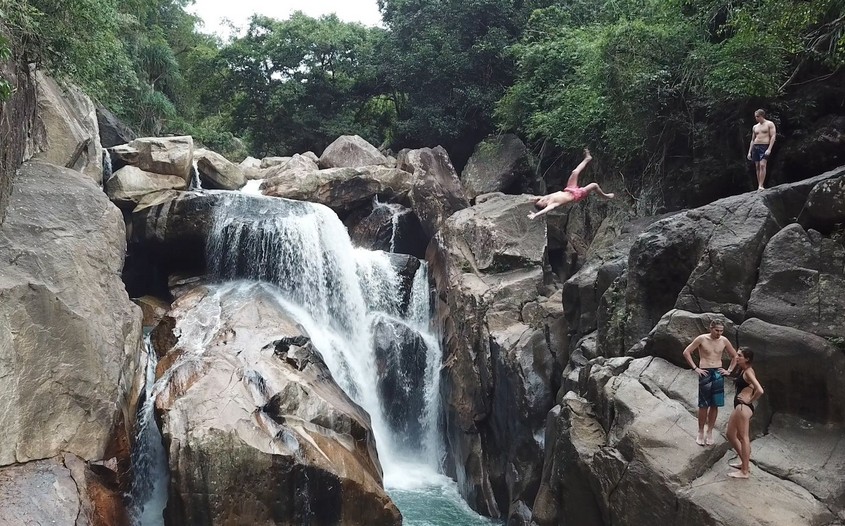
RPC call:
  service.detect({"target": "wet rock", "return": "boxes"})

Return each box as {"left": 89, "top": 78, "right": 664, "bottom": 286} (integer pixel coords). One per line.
{"left": 155, "top": 283, "right": 401, "bottom": 525}
{"left": 261, "top": 165, "right": 413, "bottom": 217}
{"left": 96, "top": 104, "right": 136, "bottom": 149}
{"left": 194, "top": 148, "right": 245, "bottom": 190}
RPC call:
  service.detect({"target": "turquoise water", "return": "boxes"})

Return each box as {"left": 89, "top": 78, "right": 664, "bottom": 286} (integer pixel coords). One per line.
{"left": 385, "top": 465, "right": 500, "bottom": 526}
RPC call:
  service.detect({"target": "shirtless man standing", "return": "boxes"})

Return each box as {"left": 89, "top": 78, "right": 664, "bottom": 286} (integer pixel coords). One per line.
{"left": 682, "top": 320, "right": 739, "bottom": 446}
{"left": 747, "top": 109, "right": 777, "bottom": 191}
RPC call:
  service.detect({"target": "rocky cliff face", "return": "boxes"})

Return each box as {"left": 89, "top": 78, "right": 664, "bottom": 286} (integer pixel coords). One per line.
{"left": 0, "top": 50, "right": 40, "bottom": 224}
{"left": 533, "top": 166, "right": 845, "bottom": 526}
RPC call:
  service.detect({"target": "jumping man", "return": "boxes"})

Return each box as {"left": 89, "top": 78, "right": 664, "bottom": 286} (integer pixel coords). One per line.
{"left": 528, "top": 148, "right": 614, "bottom": 220}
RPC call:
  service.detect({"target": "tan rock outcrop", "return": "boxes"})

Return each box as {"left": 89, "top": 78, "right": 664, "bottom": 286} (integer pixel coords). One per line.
{"left": 319, "top": 135, "right": 388, "bottom": 169}
{"left": 32, "top": 71, "right": 103, "bottom": 183}
{"left": 105, "top": 165, "right": 187, "bottom": 206}
{"left": 194, "top": 148, "right": 245, "bottom": 190}
{"left": 153, "top": 282, "right": 401, "bottom": 525}
{"left": 0, "top": 161, "right": 143, "bottom": 467}
{"left": 111, "top": 136, "right": 194, "bottom": 183}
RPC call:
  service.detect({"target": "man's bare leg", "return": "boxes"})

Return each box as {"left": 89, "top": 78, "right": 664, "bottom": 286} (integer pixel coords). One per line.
{"left": 757, "top": 159, "right": 767, "bottom": 190}
{"left": 566, "top": 148, "right": 593, "bottom": 188}
{"left": 583, "top": 182, "right": 615, "bottom": 199}
{"left": 705, "top": 407, "right": 718, "bottom": 445}
{"left": 696, "top": 408, "right": 707, "bottom": 445}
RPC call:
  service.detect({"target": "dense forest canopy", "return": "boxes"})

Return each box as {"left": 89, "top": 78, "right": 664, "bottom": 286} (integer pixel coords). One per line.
{"left": 1, "top": 0, "right": 843, "bottom": 193}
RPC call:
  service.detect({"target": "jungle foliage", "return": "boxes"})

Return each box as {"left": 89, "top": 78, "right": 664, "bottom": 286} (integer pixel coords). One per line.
{"left": 1, "top": 0, "right": 843, "bottom": 178}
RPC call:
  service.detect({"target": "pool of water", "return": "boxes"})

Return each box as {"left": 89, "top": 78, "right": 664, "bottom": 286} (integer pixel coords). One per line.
{"left": 384, "top": 464, "right": 500, "bottom": 526}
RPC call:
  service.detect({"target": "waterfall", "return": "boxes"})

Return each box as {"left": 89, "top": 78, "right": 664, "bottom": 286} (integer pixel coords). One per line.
{"left": 189, "top": 160, "right": 203, "bottom": 190}
{"left": 373, "top": 197, "right": 410, "bottom": 252}
{"left": 205, "top": 194, "right": 442, "bottom": 469}
{"left": 128, "top": 334, "right": 169, "bottom": 526}
{"left": 102, "top": 151, "right": 113, "bottom": 184}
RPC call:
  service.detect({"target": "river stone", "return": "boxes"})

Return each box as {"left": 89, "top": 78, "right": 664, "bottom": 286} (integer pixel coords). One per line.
{"left": 155, "top": 283, "right": 401, "bottom": 525}
{"left": 0, "top": 161, "right": 143, "bottom": 466}
{"left": 737, "top": 318, "right": 845, "bottom": 423}
{"left": 261, "top": 165, "right": 413, "bottom": 217}
{"left": 33, "top": 71, "right": 103, "bottom": 183}
{"left": 112, "top": 136, "right": 194, "bottom": 183}
{"left": 194, "top": 148, "right": 245, "bottom": 190}
{"left": 319, "top": 135, "right": 388, "bottom": 168}
{"left": 398, "top": 146, "right": 469, "bottom": 237}
{"left": 259, "top": 153, "right": 319, "bottom": 184}
{"left": 461, "top": 134, "right": 533, "bottom": 201}
{"left": 747, "top": 223, "right": 845, "bottom": 338}
{"left": 105, "top": 165, "right": 187, "bottom": 206}
{"left": 349, "top": 203, "right": 427, "bottom": 258}
{"left": 260, "top": 156, "right": 292, "bottom": 169}
{"left": 239, "top": 156, "right": 262, "bottom": 179}
{"left": 804, "top": 172, "right": 845, "bottom": 227}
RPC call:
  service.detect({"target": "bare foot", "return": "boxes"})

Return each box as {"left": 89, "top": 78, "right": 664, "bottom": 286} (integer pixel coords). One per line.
{"left": 704, "top": 433, "right": 715, "bottom": 446}
{"left": 696, "top": 434, "right": 705, "bottom": 446}
{"left": 757, "top": 186, "right": 764, "bottom": 191}
{"left": 583, "top": 148, "right": 592, "bottom": 161}
{"left": 728, "top": 470, "right": 750, "bottom": 479}
{"left": 527, "top": 213, "right": 537, "bottom": 220}
{"left": 605, "top": 192, "right": 615, "bottom": 199}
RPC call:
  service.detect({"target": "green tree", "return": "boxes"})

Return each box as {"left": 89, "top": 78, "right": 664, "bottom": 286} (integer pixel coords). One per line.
{"left": 217, "top": 12, "right": 387, "bottom": 156}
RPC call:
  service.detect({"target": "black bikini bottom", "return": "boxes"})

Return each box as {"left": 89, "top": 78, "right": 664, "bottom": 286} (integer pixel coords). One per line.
{"left": 734, "top": 398, "right": 755, "bottom": 415}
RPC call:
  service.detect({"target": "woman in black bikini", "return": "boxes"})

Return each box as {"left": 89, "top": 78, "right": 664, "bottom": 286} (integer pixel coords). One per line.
{"left": 725, "top": 349, "right": 764, "bottom": 479}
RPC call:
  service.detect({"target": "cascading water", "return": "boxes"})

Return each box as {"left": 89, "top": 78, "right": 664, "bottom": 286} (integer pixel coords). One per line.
{"left": 129, "top": 190, "right": 493, "bottom": 525}
{"left": 102, "top": 151, "right": 113, "bottom": 184}
{"left": 128, "top": 333, "right": 169, "bottom": 526}
{"left": 189, "top": 160, "right": 203, "bottom": 190}
{"left": 373, "top": 197, "right": 410, "bottom": 252}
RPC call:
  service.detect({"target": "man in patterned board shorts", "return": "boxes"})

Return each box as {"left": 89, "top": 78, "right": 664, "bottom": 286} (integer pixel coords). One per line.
{"left": 682, "top": 320, "right": 739, "bottom": 446}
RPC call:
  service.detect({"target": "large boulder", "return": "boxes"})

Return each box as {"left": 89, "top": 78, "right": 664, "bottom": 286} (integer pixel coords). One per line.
{"left": 610, "top": 173, "right": 841, "bottom": 353}
{"left": 563, "top": 214, "right": 668, "bottom": 342}
{"left": 747, "top": 223, "right": 845, "bottom": 338}
{"left": 802, "top": 170, "right": 845, "bottom": 228}
{"left": 319, "top": 135, "right": 388, "bottom": 169}
{"left": 32, "top": 71, "right": 103, "bottom": 183}
{"left": 194, "top": 148, "right": 245, "bottom": 190}
{"left": 737, "top": 318, "right": 845, "bottom": 423}
{"left": 637, "top": 309, "right": 739, "bottom": 368}
{"left": 110, "top": 136, "right": 194, "bottom": 184}
{"left": 349, "top": 202, "right": 428, "bottom": 258}
{"left": 461, "top": 134, "right": 534, "bottom": 201}
{"left": 260, "top": 165, "right": 413, "bottom": 217}
{"left": 105, "top": 165, "right": 187, "bottom": 207}
{"left": 260, "top": 153, "right": 319, "bottom": 183}
{"left": 534, "top": 358, "right": 836, "bottom": 526}
{"left": 0, "top": 161, "right": 142, "bottom": 526}
{"left": 398, "top": 146, "right": 469, "bottom": 237}
{"left": 429, "top": 193, "right": 562, "bottom": 520}
{"left": 96, "top": 105, "right": 136, "bottom": 148}
{"left": 0, "top": 161, "right": 142, "bottom": 466}
{"left": 153, "top": 283, "right": 401, "bottom": 525}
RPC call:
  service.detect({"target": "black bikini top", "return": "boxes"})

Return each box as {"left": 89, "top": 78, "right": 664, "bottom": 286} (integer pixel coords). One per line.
{"left": 735, "top": 370, "right": 752, "bottom": 393}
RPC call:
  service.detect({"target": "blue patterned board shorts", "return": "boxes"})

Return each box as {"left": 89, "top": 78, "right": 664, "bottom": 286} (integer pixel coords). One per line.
{"left": 698, "top": 368, "right": 725, "bottom": 408}
{"left": 751, "top": 144, "right": 769, "bottom": 162}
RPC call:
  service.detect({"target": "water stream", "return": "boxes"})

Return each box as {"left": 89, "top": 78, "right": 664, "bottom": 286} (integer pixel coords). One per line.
{"left": 130, "top": 192, "right": 495, "bottom": 525}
